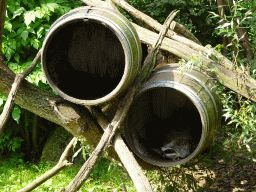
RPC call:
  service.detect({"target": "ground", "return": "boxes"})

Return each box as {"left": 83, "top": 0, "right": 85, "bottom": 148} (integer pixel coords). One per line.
{"left": 195, "top": 155, "right": 256, "bottom": 192}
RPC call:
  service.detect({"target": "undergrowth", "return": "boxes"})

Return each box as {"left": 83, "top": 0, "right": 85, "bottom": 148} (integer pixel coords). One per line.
{"left": 0, "top": 155, "right": 136, "bottom": 192}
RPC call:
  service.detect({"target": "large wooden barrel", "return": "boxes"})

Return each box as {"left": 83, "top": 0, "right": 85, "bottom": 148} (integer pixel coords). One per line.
{"left": 41, "top": 6, "right": 142, "bottom": 105}
{"left": 124, "top": 64, "right": 222, "bottom": 167}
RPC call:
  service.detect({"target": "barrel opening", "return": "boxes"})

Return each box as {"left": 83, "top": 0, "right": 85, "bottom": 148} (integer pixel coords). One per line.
{"left": 44, "top": 20, "right": 126, "bottom": 100}
{"left": 125, "top": 87, "right": 202, "bottom": 165}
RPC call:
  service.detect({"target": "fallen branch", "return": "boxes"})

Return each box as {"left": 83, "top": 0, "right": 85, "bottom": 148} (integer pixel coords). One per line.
{"left": 59, "top": 10, "right": 179, "bottom": 192}
{"left": 18, "top": 137, "right": 76, "bottom": 192}
{"left": 90, "top": 106, "right": 154, "bottom": 191}
{"left": 132, "top": 23, "right": 256, "bottom": 102}
{"left": 0, "top": 49, "right": 42, "bottom": 137}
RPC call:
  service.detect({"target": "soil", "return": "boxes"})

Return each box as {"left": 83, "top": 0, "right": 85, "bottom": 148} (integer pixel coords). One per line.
{"left": 196, "top": 155, "right": 256, "bottom": 192}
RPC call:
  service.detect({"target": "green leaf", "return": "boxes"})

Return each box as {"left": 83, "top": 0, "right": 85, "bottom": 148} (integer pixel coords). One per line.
{"left": 32, "top": 39, "right": 40, "bottom": 50}
{"left": 21, "top": 30, "right": 29, "bottom": 41}
{"left": 5, "top": 47, "right": 14, "bottom": 61}
{"left": 9, "top": 39, "right": 16, "bottom": 50}
{"left": 37, "top": 26, "right": 44, "bottom": 38}
{"left": 34, "top": 9, "right": 45, "bottom": 19}
{"left": 12, "top": 106, "right": 21, "bottom": 123}
{"left": 24, "top": 11, "right": 36, "bottom": 26}
{"left": 4, "top": 22, "right": 12, "bottom": 32}
{"left": 45, "top": 3, "right": 60, "bottom": 12}
{"left": 8, "top": 62, "right": 21, "bottom": 73}
{"left": 14, "top": 53, "right": 20, "bottom": 63}
{"left": 17, "top": 26, "right": 26, "bottom": 35}
{"left": 12, "top": 7, "right": 26, "bottom": 19}
{"left": 21, "top": 61, "right": 32, "bottom": 71}
{"left": 0, "top": 97, "right": 5, "bottom": 107}
{"left": 22, "top": 0, "right": 28, "bottom": 5}
{"left": 41, "top": 74, "right": 47, "bottom": 84}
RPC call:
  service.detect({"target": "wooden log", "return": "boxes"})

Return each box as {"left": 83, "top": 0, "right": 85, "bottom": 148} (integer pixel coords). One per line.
{"left": 132, "top": 23, "right": 256, "bottom": 102}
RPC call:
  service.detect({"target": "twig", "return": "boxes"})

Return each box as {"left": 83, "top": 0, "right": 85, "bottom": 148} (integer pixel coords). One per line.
{"left": 60, "top": 10, "right": 179, "bottom": 192}
{"left": 18, "top": 137, "right": 76, "bottom": 192}
{"left": 0, "top": 49, "right": 42, "bottom": 137}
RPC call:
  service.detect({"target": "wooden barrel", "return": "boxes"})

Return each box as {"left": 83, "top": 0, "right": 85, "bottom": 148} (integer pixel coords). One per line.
{"left": 41, "top": 6, "right": 142, "bottom": 105}
{"left": 124, "top": 64, "right": 222, "bottom": 167}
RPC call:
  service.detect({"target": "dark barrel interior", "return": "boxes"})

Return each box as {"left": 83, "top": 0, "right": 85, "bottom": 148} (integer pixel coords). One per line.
{"left": 125, "top": 87, "right": 202, "bottom": 163}
{"left": 44, "top": 20, "right": 125, "bottom": 100}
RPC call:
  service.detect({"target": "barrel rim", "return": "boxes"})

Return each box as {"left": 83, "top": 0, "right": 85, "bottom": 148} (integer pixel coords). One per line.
{"left": 124, "top": 80, "right": 209, "bottom": 167}
{"left": 41, "top": 6, "right": 142, "bottom": 106}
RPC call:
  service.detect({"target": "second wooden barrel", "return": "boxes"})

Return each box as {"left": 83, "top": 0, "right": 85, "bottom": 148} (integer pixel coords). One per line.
{"left": 124, "top": 64, "right": 222, "bottom": 167}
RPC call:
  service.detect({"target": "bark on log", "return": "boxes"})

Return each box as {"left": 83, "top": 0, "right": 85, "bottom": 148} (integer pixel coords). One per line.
{"left": 132, "top": 24, "right": 256, "bottom": 102}
{"left": 0, "top": 0, "right": 7, "bottom": 48}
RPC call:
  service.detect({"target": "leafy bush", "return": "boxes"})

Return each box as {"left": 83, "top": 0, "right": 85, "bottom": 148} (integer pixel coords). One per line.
{"left": 128, "top": 0, "right": 221, "bottom": 46}
{"left": 0, "top": 0, "right": 82, "bottom": 155}
{"left": 209, "top": 1, "right": 256, "bottom": 156}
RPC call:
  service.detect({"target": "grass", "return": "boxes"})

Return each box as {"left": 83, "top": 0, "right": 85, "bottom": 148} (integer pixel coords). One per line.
{"left": 0, "top": 156, "right": 136, "bottom": 192}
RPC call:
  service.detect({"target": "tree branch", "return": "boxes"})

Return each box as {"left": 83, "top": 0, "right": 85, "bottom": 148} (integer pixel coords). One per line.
{"left": 132, "top": 23, "right": 256, "bottom": 102}
{"left": 0, "top": 49, "right": 42, "bottom": 137}
{"left": 0, "top": 0, "right": 7, "bottom": 48}
{"left": 18, "top": 137, "right": 77, "bottom": 192}
{"left": 90, "top": 106, "right": 154, "bottom": 191}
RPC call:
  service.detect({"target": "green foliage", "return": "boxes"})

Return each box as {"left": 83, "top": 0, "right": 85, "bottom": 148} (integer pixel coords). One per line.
{"left": 0, "top": 123, "right": 24, "bottom": 154}
{"left": 12, "top": 105, "right": 21, "bottom": 123}
{"left": 209, "top": 0, "right": 256, "bottom": 157}
{"left": 220, "top": 87, "right": 256, "bottom": 151}
{"left": 0, "top": 157, "right": 135, "bottom": 191}
{"left": 148, "top": 166, "right": 201, "bottom": 191}
{"left": 128, "top": 0, "right": 221, "bottom": 46}
{"left": 0, "top": 0, "right": 82, "bottom": 157}
{"left": 210, "top": 0, "right": 256, "bottom": 73}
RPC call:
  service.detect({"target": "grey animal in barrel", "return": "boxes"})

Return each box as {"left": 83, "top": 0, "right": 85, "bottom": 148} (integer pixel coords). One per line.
{"left": 152, "top": 136, "right": 191, "bottom": 160}
{"left": 162, "top": 136, "right": 191, "bottom": 159}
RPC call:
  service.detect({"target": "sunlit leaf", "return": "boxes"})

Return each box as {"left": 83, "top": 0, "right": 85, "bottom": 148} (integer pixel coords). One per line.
{"left": 32, "top": 39, "right": 40, "bottom": 50}
{"left": 14, "top": 53, "right": 20, "bottom": 63}
{"left": 9, "top": 39, "right": 16, "bottom": 50}
{"left": 12, "top": 106, "right": 21, "bottom": 123}
{"left": 24, "top": 11, "right": 36, "bottom": 26}
{"left": 21, "top": 30, "right": 29, "bottom": 41}
{"left": 4, "top": 22, "right": 12, "bottom": 32}
{"left": 34, "top": 9, "right": 44, "bottom": 19}
{"left": 12, "top": 7, "right": 26, "bottom": 19}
